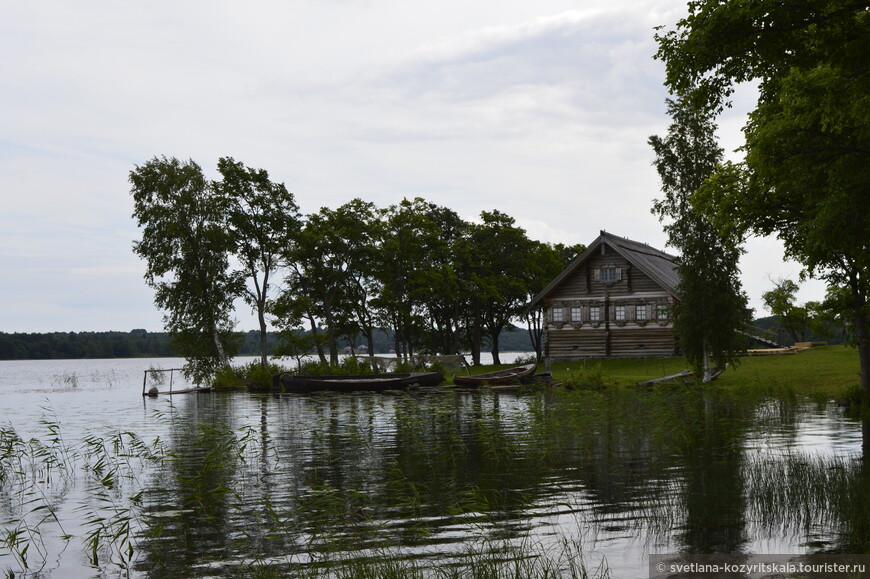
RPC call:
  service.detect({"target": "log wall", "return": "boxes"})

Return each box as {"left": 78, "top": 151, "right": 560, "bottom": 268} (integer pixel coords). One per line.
{"left": 542, "top": 244, "right": 679, "bottom": 360}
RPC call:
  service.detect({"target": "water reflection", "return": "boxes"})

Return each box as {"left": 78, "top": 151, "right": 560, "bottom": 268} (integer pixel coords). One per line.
{"left": 1, "top": 369, "right": 867, "bottom": 577}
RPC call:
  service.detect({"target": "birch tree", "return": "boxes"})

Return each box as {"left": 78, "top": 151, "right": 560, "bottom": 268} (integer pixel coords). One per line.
{"left": 130, "top": 156, "right": 242, "bottom": 383}
{"left": 650, "top": 100, "right": 748, "bottom": 382}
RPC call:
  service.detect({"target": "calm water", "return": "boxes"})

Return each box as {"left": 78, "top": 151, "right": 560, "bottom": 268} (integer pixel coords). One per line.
{"left": 0, "top": 357, "right": 866, "bottom": 578}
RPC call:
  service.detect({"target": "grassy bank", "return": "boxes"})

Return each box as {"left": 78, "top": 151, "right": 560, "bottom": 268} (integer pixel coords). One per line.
{"left": 240, "top": 345, "right": 862, "bottom": 402}
{"left": 462, "top": 345, "right": 862, "bottom": 401}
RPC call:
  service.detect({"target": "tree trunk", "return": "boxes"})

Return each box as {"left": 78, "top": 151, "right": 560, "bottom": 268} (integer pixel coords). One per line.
{"left": 393, "top": 326, "right": 402, "bottom": 361}
{"left": 308, "top": 316, "right": 327, "bottom": 364}
{"left": 326, "top": 321, "right": 339, "bottom": 366}
{"left": 470, "top": 322, "right": 482, "bottom": 366}
{"left": 365, "top": 329, "right": 375, "bottom": 360}
{"left": 490, "top": 328, "right": 502, "bottom": 365}
{"left": 257, "top": 304, "right": 269, "bottom": 369}
{"left": 526, "top": 313, "right": 543, "bottom": 362}
{"left": 702, "top": 338, "right": 712, "bottom": 384}
{"left": 211, "top": 326, "right": 231, "bottom": 369}
{"left": 849, "top": 277, "right": 870, "bottom": 453}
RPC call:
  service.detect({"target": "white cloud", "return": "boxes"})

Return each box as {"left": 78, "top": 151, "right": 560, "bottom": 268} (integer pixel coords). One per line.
{"left": 0, "top": 0, "right": 827, "bottom": 332}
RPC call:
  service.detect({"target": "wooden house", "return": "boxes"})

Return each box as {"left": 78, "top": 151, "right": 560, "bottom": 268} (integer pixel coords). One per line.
{"left": 530, "top": 231, "right": 679, "bottom": 362}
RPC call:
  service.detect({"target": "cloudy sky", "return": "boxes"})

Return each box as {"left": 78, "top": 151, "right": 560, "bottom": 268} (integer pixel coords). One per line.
{"left": 1, "top": 0, "right": 825, "bottom": 333}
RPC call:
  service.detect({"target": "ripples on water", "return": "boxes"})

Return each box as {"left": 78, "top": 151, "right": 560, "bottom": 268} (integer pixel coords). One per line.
{"left": 0, "top": 358, "right": 866, "bottom": 578}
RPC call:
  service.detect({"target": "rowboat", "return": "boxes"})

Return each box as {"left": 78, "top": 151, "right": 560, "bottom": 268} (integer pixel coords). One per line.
{"left": 272, "top": 371, "right": 445, "bottom": 393}
{"left": 452, "top": 363, "right": 538, "bottom": 387}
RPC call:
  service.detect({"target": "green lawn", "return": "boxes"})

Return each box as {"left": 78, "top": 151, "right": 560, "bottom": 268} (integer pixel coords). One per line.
{"left": 464, "top": 345, "right": 863, "bottom": 400}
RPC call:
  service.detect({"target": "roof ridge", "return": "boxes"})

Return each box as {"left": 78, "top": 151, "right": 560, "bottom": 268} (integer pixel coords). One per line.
{"left": 604, "top": 232, "right": 677, "bottom": 260}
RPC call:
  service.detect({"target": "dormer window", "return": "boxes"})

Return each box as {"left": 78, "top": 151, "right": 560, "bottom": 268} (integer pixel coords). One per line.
{"left": 599, "top": 266, "right": 621, "bottom": 283}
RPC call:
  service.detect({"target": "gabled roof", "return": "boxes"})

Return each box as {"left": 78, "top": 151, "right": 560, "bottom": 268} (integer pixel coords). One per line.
{"left": 530, "top": 230, "right": 679, "bottom": 307}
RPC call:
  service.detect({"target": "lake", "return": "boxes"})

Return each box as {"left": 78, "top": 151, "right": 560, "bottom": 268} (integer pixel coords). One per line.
{"left": 0, "top": 356, "right": 867, "bottom": 578}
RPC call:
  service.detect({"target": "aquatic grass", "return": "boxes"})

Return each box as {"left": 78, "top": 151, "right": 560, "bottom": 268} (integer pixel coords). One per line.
{"left": 146, "top": 365, "right": 167, "bottom": 386}
{"left": 294, "top": 533, "right": 610, "bottom": 579}
{"left": 743, "top": 452, "right": 860, "bottom": 537}
{"left": 50, "top": 371, "right": 79, "bottom": 390}
{"left": 236, "top": 530, "right": 611, "bottom": 579}
{"left": 0, "top": 415, "right": 78, "bottom": 573}
{"left": 0, "top": 411, "right": 178, "bottom": 577}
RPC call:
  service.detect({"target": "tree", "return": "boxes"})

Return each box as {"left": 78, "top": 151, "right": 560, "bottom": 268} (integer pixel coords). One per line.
{"left": 650, "top": 99, "right": 748, "bottom": 382}
{"left": 762, "top": 278, "right": 809, "bottom": 344}
{"left": 375, "top": 198, "right": 441, "bottom": 360}
{"left": 130, "top": 156, "right": 242, "bottom": 383}
{"left": 467, "top": 211, "right": 537, "bottom": 365}
{"left": 656, "top": 1, "right": 870, "bottom": 397}
{"left": 215, "top": 157, "right": 302, "bottom": 369}
{"left": 409, "top": 204, "right": 470, "bottom": 356}
{"left": 523, "top": 242, "right": 584, "bottom": 362}
{"left": 270, "top": 289, "right": 318, "bottom": 369}
{"left": 286, "top": 206, "right": 358, "bottom": 365}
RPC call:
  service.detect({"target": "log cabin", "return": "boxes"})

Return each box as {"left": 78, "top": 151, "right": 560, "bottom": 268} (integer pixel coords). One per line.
{"left": 530, "top": 230, "right": 679, "bottom": 363}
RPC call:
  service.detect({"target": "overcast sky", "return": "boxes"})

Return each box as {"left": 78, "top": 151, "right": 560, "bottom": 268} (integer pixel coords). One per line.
{"left": 1, "top": 0, "right": 825, "bottom": 333}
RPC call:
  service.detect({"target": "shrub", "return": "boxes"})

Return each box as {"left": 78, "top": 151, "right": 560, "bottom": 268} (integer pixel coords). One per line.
{"left": 838, "top": 383, "right": 865, "bottom": 416}
{"left": 212, "top": 365, "right": 245, "bottom": 390}
{"left": 512, "top": 353, "right": 539, "bottom": 365}
{"left": 213, "top": 361, "right": 288, "bottom": 391}
{"left": 242, "top": 361, "right": 286, "bottom": 391}
{"left": 563, "top": 363, "right": 607, "bottom": 390}
{"left": 293, "top": 357, "right": 375, "bottom": 377}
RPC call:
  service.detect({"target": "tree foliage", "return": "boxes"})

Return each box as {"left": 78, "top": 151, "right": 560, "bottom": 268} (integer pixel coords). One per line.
{"left": 216, "top": 157, "right": 301, "bottom": 369}
{"left": 762, "top": 278, "right": 809, "bottom": 344}
{"left": 282, "top": 199, "right": 379, "bottom": 365}
{"left": 130, "top": 157, "right": 242, "bottom": 383}
{"left": 130, "top": 155, "right": 572, "bottom": 370}
{"left": 656, "top": 0, "right": 870, "bottom": 393}
{"left": 522, "top": 242, "right": 583, "bottom": 362}
{"left": 650, "top": 99, "right": 748, "bottom": 381}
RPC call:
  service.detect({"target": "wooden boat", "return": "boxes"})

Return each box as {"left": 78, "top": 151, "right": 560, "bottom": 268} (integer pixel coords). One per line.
{"left": 452, "top": 363, "right": 538, "bottom": 387}
{"left": 272, "top": 371, "right": 445, "bottom": 393}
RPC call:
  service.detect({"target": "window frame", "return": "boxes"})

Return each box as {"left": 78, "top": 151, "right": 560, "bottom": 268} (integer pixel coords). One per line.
{"left": 589, "top": 306, "right": 601, "bottom": 322}
{"left": 636, "top": 304, "right": 649, "bottom": 322}
{"left": 614, "top": 305, "right": 626, "bottom": 321}
{"left": 599, "top": 266, "right": 620, "bottom": 283}
{"left": 570, "top": 307, "right": 582, "bottom": 322}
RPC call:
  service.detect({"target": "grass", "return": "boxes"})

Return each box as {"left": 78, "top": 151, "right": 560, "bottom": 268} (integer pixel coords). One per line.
{"left": 456, "top": 345, "right": 862, "bottom": 401}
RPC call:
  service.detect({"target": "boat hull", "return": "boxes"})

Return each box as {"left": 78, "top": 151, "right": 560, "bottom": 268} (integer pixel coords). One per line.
{"left": 273, "top": 372, "right": 445, "bottom": 393}
{"left": 452, "top": 363, "right": 537, "bottom": 387}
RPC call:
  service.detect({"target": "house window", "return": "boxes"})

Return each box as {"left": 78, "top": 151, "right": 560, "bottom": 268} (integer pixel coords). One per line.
{"left": 657, "top": 304, "right": 669, "bottom": 320}
{"left": 571, "top": 307, "right": 582, "bottom": 322}
{"left": 600, "top": 266, "right": 620, "bottom": 283}
{"left": 552, "top": 307, "right": 564, "bottom": 322}
{"left": 589, "top": 306, "right": 600, "bottom": 322}
{"left": 615, "top": 305, "right": 625, "bottom": 321}
{"left": 636, "top": 304, "right": 649, "bottom": 321}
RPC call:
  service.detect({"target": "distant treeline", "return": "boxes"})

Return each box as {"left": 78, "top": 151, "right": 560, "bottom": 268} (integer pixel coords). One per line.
{"left": 3, "top": 317, "right": 843, "bottom": 360}
{"left": 0, "top": 327, "right": 536, "bottom": 361}
{"left": 751, "top": 316, "right": 846, "bottom": 347}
